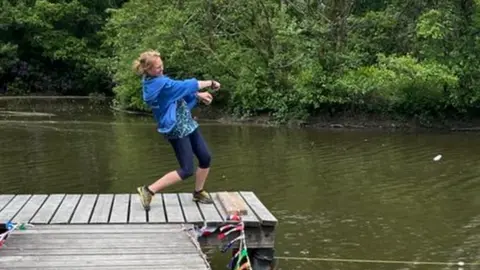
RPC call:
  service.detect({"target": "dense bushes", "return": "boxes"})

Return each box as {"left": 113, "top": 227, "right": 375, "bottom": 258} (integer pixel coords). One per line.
{"left": 3, "top": 0, "right": 480, "bottom": 122}
{"left": 103, "top": 0, "right": 480, "bottom": 121}
{"left": 0, "top": 0, "right": 125, "bottom": 95}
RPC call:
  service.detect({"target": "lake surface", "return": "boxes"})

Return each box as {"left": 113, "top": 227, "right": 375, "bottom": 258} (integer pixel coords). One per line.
{"left": 0, "top": 98, "right": 479, "bottom": 270}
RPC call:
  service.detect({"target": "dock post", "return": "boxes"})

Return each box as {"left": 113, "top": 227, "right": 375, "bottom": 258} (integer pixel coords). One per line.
{"left": 249, "top": 248, "right": 277, "bottom": 270}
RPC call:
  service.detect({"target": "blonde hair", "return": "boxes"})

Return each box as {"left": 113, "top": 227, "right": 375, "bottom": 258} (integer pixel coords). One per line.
{"left": 132, "top": 50, "right": 161, "bottom": 76}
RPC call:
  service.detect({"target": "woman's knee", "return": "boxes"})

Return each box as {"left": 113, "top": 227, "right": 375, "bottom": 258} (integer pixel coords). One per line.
{"left": 198, "top": 151, "right": 211, "bottom": 169}
{"left": 177, "top": 163, "right": 195, "bottom": 180}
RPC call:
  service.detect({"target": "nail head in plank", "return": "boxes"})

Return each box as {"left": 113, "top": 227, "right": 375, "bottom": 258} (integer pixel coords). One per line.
{"left": 0, "top": 195, "right": 31, "bottom": 221}
{"left": 109, "top": 194, "right": 130, "bottom": 224}
{"left": 163, "top": 193, "right": 185, "bottom": 223}
{"left": 90, "top": 194, "right": 114, "bottom": 224}
{"left": 30, "top": 195, "right": 65, "bottom": 224}
{"left": 129, "top": 193, "right": 146, "bottom": 223}
{"left": 0, "top": 195, "right": 14, "bottom": 211}
{"left": 11, "top": 195, "right": 48, "bottom": 223}
{"left": 178, "top": 193, "right": 203, "bottom": 224}
{"left": 148, "top": 193, "right": 166, "bottom": 223}
{"left": 240, "top": 191, "right": 278, "bottom": 226}
{"left": 70, "top": 194, "right": 97, "bottom": 224}
{"left": 50, "top": 194, "right": 81, "bottom": 224}
{"left": 216, "top": 191, "right": 248, "bottom": 215}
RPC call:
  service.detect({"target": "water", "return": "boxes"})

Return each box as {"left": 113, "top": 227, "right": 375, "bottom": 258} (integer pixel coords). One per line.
{"left": 1, "top": 99, "right": 479, "bottom": 270}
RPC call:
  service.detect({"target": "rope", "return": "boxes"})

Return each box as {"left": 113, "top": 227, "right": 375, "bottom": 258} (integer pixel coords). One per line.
{"left": 275, "top": 256, "right": 479, "bottom": 266}
{"left": 1, "top": 222, "right": 34, "bottom": 248}
{"left": 182, "top": 224, "right": 213, "bottom": 270}
{"left": 192, "top": 214, "right": 251, "bottom": 270}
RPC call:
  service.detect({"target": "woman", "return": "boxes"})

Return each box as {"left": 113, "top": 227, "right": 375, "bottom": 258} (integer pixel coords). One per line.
{"left": 132, "top": 49, "right": 220, "bottom": 211}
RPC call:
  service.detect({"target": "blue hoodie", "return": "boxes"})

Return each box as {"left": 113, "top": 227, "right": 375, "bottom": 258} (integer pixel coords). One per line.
{"left": 142, "top": 75, "right": 199, "bottom": 133}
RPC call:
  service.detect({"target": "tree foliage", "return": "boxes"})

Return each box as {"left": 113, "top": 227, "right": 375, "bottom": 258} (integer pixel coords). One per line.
{"left": 103, "top": 0, "right": 480, "bottom": 121}
{"left": 0, "top": 0, "right": 126, "bottom": 95}
{"left": 3, "top": 0, "right": 480, "bottom": 122}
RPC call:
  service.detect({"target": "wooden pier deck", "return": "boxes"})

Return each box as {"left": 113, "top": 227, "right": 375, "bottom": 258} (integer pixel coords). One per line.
{"left": 0, "top": 192, "right": 278, "bottom": 269}
{"left": 0, "top": 224, "right": 210, "bottom": 269}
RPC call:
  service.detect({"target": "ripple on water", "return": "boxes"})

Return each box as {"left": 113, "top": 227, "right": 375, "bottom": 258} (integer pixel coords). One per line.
{"left": 1, "top": 114, "right": 480, "bottom": 270}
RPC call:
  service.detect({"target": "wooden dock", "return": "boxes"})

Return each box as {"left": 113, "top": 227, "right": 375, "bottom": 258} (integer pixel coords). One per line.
{"left": 0, "top": 192, "right": 278, "bottom": 269}
{"left": 1, "top": 224, "right": 210, "bottom": 269}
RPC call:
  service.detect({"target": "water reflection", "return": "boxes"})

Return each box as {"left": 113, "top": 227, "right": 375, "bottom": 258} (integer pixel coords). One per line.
{"left": 0, "top": 99, "right": 479, "bottom": 270}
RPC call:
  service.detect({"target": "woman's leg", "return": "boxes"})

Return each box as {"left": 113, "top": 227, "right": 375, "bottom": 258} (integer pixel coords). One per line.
{"left": 189, "top": 128, "right": 213, "bottom": 203}
{"left": 137, "top": 136, "right": 195, "bottom": 210}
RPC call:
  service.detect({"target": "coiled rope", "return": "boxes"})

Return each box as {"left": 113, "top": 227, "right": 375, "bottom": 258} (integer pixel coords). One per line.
{"left": 275, "top": 256, "right": 479, "bottom": 266}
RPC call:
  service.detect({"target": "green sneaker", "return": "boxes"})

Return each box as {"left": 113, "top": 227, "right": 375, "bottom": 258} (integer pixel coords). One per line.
{"left": 193, "top": 190, "right": 214, "bottom": 204}
{"left": 136, "top": 185, "right": 153, "bottom": 211}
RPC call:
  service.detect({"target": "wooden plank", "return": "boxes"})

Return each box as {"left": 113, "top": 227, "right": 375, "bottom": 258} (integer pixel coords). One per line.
{"left": 9, "top": 267, "right": 207, "bottom": 270}
{"left": 70, "top": 194, "right": 97, "bottom": 224}
{"left": 30, "top": 194, "right": 65, "bottom": 224}
{"left": 0, "top": 255, "right": 207, "bottom": 268}
{"left": 20, "top": 268, "right": 207, "bottom": 270}
{"left": 216, "top": 191, "right": 248, "bottom": 215}
{"left": 233, "top": 192, "right": 259, "bottom": 226}
{"left": 178, "top": 193, "right": 203, "bottom": 224}
{"left": 9, "top": 234, "right": 194, "bottom": 243}
{"left": 211, "top": 192, "right": 259, "bottom": 226}
{"left": 240, "top": 191, "right": 278, "bottom": 226}
{"left": 196, "top": 192, "right": 223, "bottom": 226}
{"left": 0, "top": 195, "right": 31, "bottom": 222}
{"left": 129, "top": 193, "right": 146, "bottom": 223}
{"left": 197, "top": 225, "right": 276, "bottom": 249}
{"left": 0, "top": 195, "right": 14, "bottom": 211}
{"left": 148, "top": 193, "right": 166, "bottom": 223}
{"left": 11, "top": 194, "right": 48, "bottom": 223}
{"left": 90, "top": 194, "right": 114, "bottom": 224}
{"left": 0, "top": 254, "right": 202, "bottom": 261}
{"left": 163, "top": 193, "right": 185, "bottom": 223}
{"left": 1, "top": 223, "right": 210, "bottom": 269}
{"left": 109, "top": 194, "right": 130, "bottom": 224}
{"left": 0, "top": 247, "right": 201, "bottom": 256}
{"left": 15, "top": 224, "right": 187, "bottom": 232}
{"left": 50, "top": 194, "right": 81, "bottom": 224}
{"left": 12, "top": 229, "right": 189, "bottom": 235}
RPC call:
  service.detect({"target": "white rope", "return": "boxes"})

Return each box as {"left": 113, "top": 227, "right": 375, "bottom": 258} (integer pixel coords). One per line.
{"left": 275, "top": 256, "right": 479, "bottom": 266}
{"left": 182, "top": 224, "right": 213, "bottom": 270}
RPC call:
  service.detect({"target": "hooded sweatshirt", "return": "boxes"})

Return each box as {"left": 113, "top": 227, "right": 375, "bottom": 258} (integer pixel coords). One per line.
{"left": 142, "top": 75, "right": 199, "bottom": 133}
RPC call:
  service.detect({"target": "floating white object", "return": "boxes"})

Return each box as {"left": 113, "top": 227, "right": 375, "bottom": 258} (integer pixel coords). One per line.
{"left": 433, "top": 155, "right": 442, "bottom": 161}
{"left": 458, "top": 261, "right": 464, "bottom": 266}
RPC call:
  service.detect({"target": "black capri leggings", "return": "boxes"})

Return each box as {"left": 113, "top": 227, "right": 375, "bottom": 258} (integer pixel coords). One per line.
{"left": 168, "top": 128, "right": 212, "bottom": 180}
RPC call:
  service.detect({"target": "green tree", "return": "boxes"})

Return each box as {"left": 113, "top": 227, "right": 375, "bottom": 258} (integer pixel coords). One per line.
{"left": 0, "top": 0, "right": 126, "bottom": 95}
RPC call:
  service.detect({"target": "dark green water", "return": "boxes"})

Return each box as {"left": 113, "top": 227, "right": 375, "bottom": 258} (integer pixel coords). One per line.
{"left": 0, "top": 99, "right": 479, "bottom": 270}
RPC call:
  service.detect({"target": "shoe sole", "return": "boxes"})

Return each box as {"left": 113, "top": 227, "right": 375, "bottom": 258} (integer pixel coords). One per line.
{"left": 192, "top": 197, "right": 214, "bottom": 204}
{"left": 136, "top": 187, "right": 151, "bottom": 211}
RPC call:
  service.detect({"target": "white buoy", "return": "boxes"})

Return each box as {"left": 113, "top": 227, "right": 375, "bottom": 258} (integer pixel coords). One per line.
{"left": 458, "top": 261, "right": 464, "bottom": 266}
{"left": 433, "top": 154, "right": 442, "bottom": 161}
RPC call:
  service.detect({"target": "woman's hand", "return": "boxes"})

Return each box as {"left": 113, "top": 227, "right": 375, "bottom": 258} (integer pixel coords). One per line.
{"left": 211, "top": 80, "right": 221, "bottom": 91}
{"left": 197, "top": 91, "right": 213, "bottom": 105}
{"left": 198, "top": 80, "right": 221, "bottom": 91}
